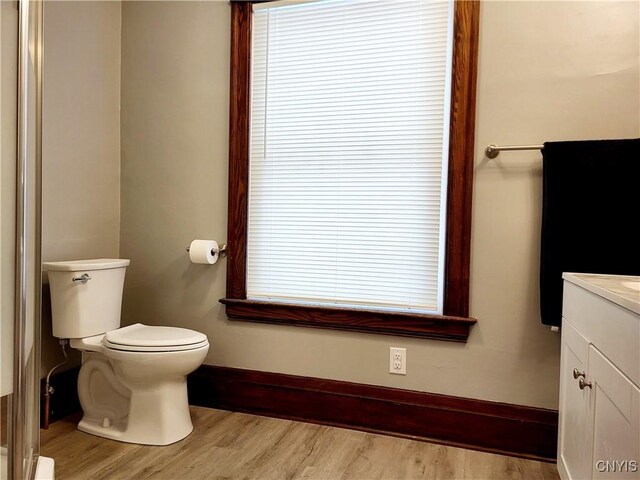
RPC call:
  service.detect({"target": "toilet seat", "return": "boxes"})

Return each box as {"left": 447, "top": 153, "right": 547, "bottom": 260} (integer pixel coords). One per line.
{"left": 103, "top": 323, "right": 209, "bottom": 352}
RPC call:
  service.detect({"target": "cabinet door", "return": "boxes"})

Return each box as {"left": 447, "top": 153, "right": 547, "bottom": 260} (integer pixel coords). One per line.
{"left": 558, "top": 319, "right": 593, "bottom": 480}
{"left": 589, "top": 346, "right": 640, "bottom": 480}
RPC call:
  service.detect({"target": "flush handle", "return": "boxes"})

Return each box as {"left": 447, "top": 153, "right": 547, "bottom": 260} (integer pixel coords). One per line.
{"left": 72, "top": 273, "right": 91, "bottom": 284}
{"left": 573, "top": 368, "right": 585, "bottom": 380}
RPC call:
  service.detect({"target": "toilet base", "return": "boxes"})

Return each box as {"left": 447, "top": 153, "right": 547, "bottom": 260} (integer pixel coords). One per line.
{"left": 77, "top": 414, "right": 193, "bottom": 446}
{"left": 76, "top": 351, "right": 199, "bottom": 446}
{"left": 77, "top": 378, "right": 195, "bottom": 445}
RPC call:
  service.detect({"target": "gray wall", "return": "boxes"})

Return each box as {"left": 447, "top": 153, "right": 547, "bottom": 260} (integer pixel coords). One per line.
{"left": 42, "top": 1, "right": 122, "bottom": 375}
{"left": 122, "top": 0, "right": 635, "bottom": 409}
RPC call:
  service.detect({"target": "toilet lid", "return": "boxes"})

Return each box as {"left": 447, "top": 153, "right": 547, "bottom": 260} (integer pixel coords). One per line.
{"left": 103, "top": 324, "right": 208, "bottom": 352}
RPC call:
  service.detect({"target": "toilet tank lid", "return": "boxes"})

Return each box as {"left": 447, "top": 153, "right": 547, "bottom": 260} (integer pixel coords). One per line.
{"left": 43, "top": 259, "right": 130, "bottom": 272}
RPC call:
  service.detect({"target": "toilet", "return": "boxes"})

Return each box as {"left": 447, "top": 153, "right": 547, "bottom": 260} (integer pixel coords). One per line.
{"left": 43, "top": 259, "right": 209, "bottom": 446}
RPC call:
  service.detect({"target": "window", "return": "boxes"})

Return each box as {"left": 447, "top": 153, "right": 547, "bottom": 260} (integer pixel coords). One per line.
{"left": 223, "top": 0, "right": 479, "bottom": 342}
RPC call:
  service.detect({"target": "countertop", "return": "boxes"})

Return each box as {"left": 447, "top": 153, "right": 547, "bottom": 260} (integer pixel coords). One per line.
{"left": 563, "top": 273, "right": 640, "bottom": 314}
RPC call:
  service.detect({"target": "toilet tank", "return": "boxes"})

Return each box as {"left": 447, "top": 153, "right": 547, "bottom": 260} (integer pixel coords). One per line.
{"left": 43, "top": 259, "right": 130, "bottom": 339}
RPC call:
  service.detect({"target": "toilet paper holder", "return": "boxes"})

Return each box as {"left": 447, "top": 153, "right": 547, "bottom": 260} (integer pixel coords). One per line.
{"left": 186, "top": 243, "right": 228, "bottom": 257}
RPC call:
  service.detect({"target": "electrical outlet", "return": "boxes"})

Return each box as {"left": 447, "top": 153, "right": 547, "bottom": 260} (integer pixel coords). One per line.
{"left": 389, "top": 347, "right": 406, "bottom": 375}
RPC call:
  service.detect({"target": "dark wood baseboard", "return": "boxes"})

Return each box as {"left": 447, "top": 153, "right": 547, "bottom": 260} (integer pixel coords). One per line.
{"left": 188, "top": 365, "right": 558, "bottom": 462}
{"left": 40, "top": 366, "right": 81, "bottom": 428}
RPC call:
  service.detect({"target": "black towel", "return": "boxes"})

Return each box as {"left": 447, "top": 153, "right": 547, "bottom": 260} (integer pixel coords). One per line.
{"left": 540, "top": 138, "right": 640, "bottom": 326}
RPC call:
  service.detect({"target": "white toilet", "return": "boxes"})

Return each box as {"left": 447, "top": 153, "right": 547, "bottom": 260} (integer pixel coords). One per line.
{"left": 43, "top": 259, "right": 209, "bottom": 446}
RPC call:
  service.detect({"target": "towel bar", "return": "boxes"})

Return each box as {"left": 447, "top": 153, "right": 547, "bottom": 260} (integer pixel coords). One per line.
{"left": 485, "top": 144, "right": 544, "bottom": 159}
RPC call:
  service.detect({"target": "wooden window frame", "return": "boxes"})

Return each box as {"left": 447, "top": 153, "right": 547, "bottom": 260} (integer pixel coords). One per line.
{"left": 221, "top": 0, "right": 480, "bottom": 342}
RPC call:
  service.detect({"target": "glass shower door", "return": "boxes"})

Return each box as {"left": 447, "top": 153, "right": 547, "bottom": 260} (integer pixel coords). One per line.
{"left": 1, "top": 0, "right": 43, "bottom": 478}
{"left": 1, "top": 2, "right": 20, "bottom": 477}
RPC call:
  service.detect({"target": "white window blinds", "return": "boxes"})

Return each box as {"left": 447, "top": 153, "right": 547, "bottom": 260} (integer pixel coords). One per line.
{"left": 248, "top": 0, "right": 454, "bottom": 313}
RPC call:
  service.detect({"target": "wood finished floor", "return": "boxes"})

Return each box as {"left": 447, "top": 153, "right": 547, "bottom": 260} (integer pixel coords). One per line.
{"left": 41, "top": 406, "right": 560, "bottom": 480}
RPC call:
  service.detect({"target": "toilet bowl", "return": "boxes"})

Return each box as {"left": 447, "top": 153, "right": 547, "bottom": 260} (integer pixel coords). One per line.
{"left": 71, "top": 324, "right": 208, "bottom": 445}
{"left": 43, "top": 259, "right": 209, "bottom": 446}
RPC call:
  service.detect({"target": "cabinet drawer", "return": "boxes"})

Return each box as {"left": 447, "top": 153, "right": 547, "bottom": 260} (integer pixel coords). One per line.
{"left": 563, "top": 282, "right": 640, "bottom": 387}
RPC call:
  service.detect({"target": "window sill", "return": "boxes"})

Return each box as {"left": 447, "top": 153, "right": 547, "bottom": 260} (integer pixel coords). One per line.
{"left": 220, "top": 298, "right": 476, "bottom": 343}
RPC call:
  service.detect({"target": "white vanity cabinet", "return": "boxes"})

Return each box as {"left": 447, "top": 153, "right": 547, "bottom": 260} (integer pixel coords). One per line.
{"left": 558, "top": 274, "right": 640, "bottom": 480}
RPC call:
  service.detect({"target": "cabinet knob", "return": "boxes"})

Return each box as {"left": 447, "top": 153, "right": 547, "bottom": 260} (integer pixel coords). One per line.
{"left": 578, "top": 377, "right": 592, "bottom": 390}
{"left": 572, "top": 368, "right": 585, "bottom": 379}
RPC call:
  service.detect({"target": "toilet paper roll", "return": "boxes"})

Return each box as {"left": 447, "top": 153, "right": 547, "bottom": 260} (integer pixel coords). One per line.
{"left": 189, "top": 239, "right": 219, "bottom": 265}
